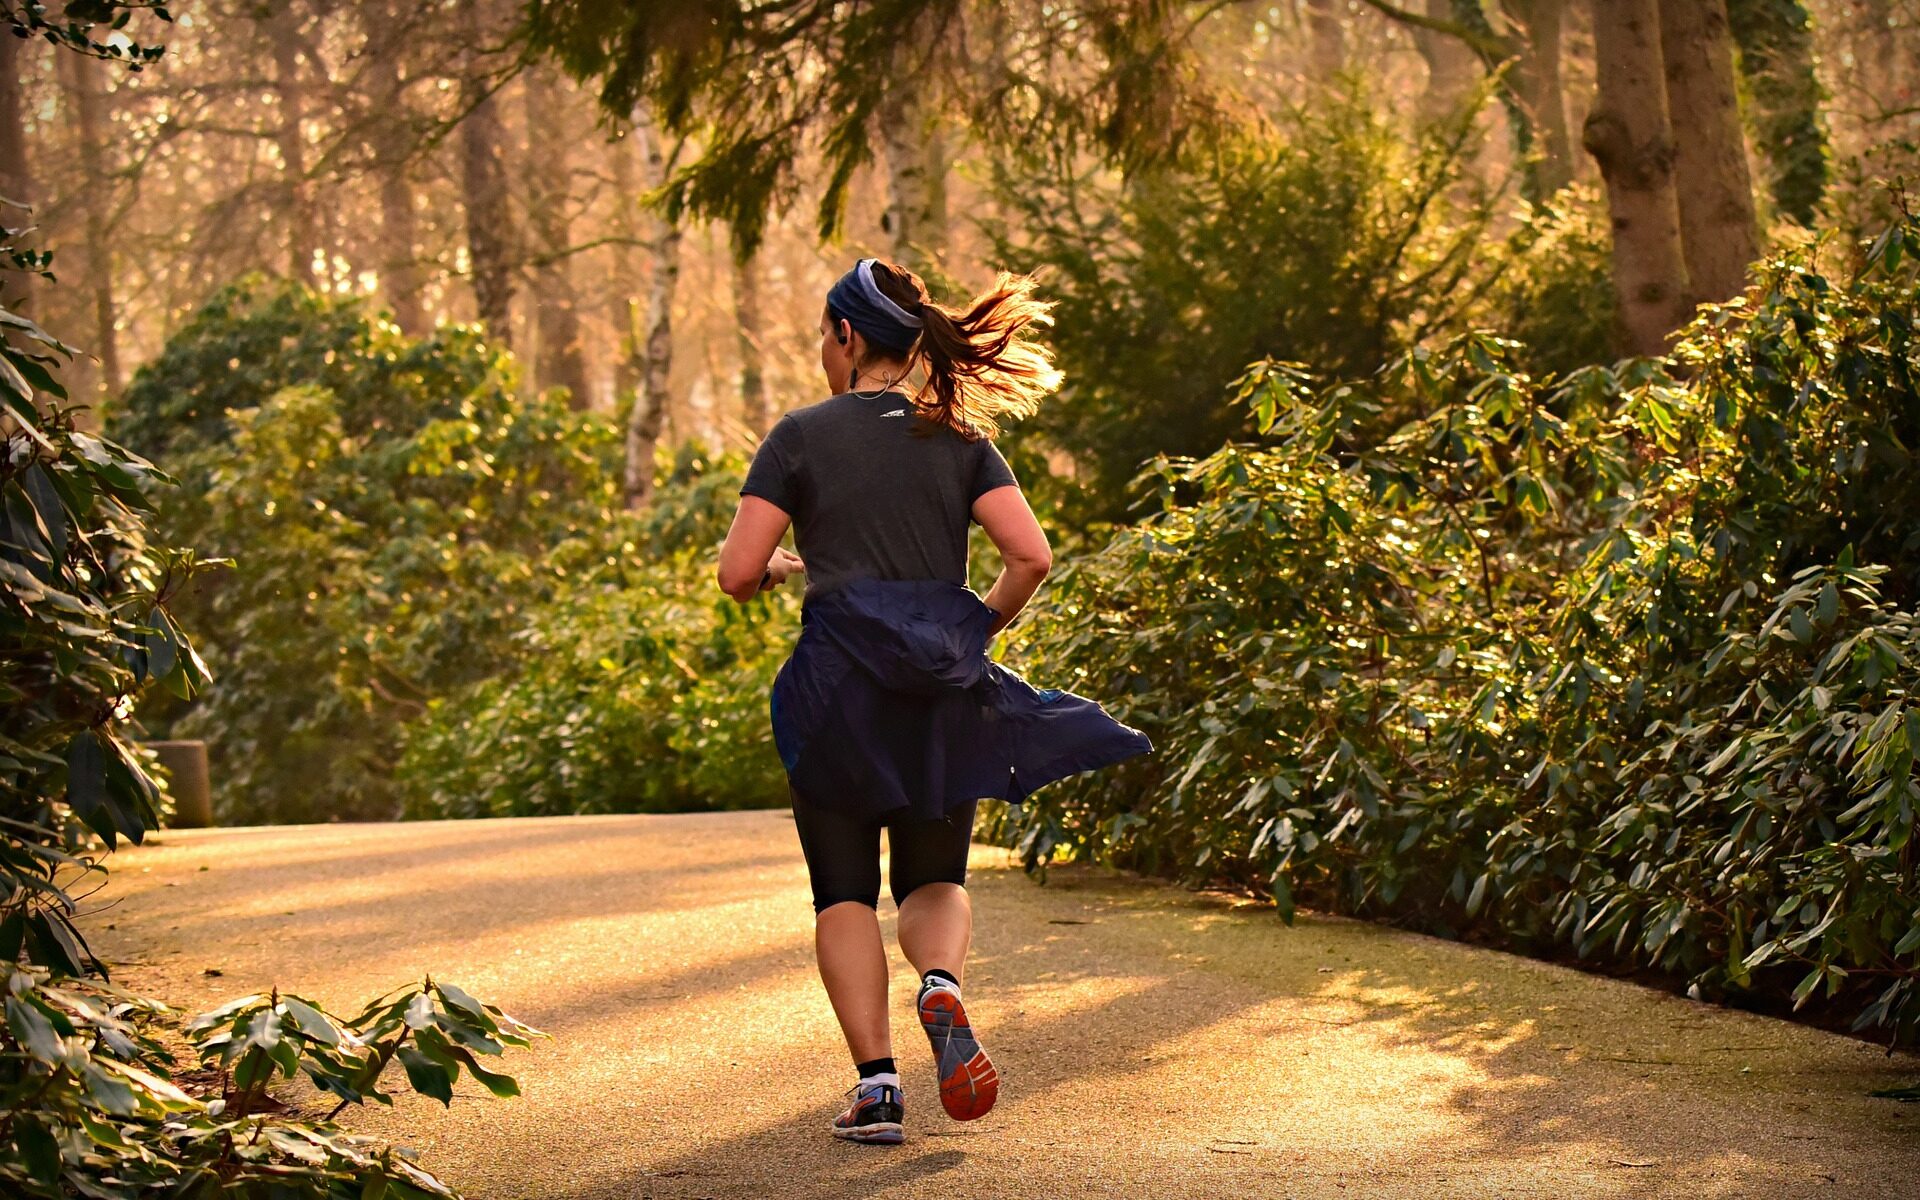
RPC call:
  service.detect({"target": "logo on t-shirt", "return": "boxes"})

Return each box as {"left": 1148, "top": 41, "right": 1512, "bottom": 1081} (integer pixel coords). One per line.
{"left": 879, "top": 408, "right": 907, "bottom": 418}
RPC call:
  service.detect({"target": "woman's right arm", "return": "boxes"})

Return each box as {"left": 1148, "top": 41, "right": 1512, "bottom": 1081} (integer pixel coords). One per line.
{"left": 973, "top": 484, "right": 1052, "bottom": 638}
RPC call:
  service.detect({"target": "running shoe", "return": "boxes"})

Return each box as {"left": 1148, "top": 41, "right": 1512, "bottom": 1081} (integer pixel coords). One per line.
{"left": 830, "top": 1080, "right": 904, "bottom": 1144}
{"left": 917, "top": 978, "right": 998, "bottom": 1120}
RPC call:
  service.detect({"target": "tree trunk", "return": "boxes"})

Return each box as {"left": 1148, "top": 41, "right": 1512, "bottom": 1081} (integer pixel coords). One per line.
{"left": 1725, "top": 0, "right": 1828, "bottom": 225}
{"left": 1305, "top": 0, "right": 1347, "bottom": 82}
{"left": 920, "top": 120, "right": 949, "bottom": 262}
{"left": 734, "top": 250, "right": 770, "bottom": 436}
{"left": 608, "top": 126, "right": 640, "bottom": 402}
{"left": 1660, "top": 0, "right": 1760, "bottom": 303}
{"left": 624, "top": 116, "right": 680, "bottom": 509}
{"left": 1583, "top": 0, "right": 1694, "bottom": 356}
{"left": 1507, "top": 0, "right": 1573, "bottom": 194}
{"left": 522, "top": 66, "right": 590, "bottom": 408}
{"left": 0, "top": 33, "right": 30, "bottom": 321}
{"left": 1853, "top": 0, "right": 1898, "bottom": 106}
{"left": 56, "top": 51, "right": 121, "bottom": 400}
{"left": 366, "top": 1, "right": 425, "bottom": 336}
{"left": 268, "top": 3, "right": 316, "bottom": 285}
{"left": 1412, "top": 0, "right": 1477, "bottom": 121}
{"left": 877, "top": 39, "right": 949, "bottom": 273}
{"left": 0, "top": 30, "right": 36, "bottom": 382}
{"left": 459, "top": 55, "right": 517, "bottom": 348}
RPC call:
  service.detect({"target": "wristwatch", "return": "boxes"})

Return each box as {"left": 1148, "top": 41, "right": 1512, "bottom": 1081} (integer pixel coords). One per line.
{"left": 759, "top": 567, "right": 773, "bottom": 591}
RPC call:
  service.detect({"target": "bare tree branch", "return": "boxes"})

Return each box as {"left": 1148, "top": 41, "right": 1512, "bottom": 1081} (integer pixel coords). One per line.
{"left": 1355, "top": 0, "right": 1514, "bottom": 61}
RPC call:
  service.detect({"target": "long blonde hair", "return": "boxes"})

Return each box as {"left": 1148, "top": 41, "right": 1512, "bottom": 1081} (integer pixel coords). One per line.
{"left": 866, "top": 260, "right": 1063, "bottom": 440}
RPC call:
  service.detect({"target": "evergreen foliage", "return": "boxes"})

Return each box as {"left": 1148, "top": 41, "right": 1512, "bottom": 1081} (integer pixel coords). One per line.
{"left": 989, "top": 209, "right": 1920, "bottom": 1045}
{"left": 986, "top": 91, "right": 1613, "bottom": 524}
{"left": 1, "top": 244, "right": 209, "bottom": 976}
{"left": 984, "top": 100, "right": 1488, "bottom": 521}
{"left": 112, "top": 279, "right": 628, "bottom": 822}
{"left": 1728, "top": 0, "right": 1830, "bottom": 224}
{"left": 1, "top": 965, "right": 544, "bottom": 1197}
{"left": 396, "top": 447, "right": 797, "bottom": 818}
{"left": 526, "top": 0, "right": 1226, "bottom": 252}
{"left": 1, "top": 222, "right": 541, "bottom": 1200}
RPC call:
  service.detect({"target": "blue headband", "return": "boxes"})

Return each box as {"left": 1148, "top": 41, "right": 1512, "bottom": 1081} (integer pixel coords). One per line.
{"left": 826, "top": 258, "right": 924, "bottom": 353}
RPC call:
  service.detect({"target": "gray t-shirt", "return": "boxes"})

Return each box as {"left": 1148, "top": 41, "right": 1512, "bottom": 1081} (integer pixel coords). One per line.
{"left": 739, "top": 389, "right": 1020, "bottom": 600}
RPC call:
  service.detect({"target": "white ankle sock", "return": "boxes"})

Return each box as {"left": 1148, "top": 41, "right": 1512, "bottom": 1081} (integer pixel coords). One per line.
{"left": 920, "top": 972, "right": 961, "bottom": 996}
{"left": 860, "top": 1070, "right": 901, "bottom": 1089}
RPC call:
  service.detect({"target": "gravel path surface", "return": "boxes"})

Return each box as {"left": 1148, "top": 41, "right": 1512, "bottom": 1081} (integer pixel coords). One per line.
{"left": 91, "top": 811, "right": 1918, "bottom": 1199}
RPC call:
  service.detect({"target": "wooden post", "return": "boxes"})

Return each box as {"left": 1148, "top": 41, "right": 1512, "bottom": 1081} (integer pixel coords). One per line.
{"left": 151, "top": 740, "right": 214, "bottom": 828}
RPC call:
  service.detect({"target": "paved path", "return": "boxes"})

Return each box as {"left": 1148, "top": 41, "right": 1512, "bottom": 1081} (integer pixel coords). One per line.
{"left": 93, "top": 812, "right": 1917, "bottom": 1199}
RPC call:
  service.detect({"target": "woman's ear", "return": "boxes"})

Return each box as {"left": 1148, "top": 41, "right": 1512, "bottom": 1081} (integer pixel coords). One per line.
{"left": 836, "top": 317, "right": 851, "bottom": 346}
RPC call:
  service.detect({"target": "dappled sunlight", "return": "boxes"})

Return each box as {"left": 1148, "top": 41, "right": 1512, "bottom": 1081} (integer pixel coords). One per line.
{"left": 14, "top": 2, "right": 1918, "bottom": 1195}
{"left": 119, "top": 813, "right": 787, "bottom": 886}
{"left": 89, "top": 815, "right": 1920, "bottom": 1199}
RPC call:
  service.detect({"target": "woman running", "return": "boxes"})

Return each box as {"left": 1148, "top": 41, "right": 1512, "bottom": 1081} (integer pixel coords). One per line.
{"left": 715, "top": 257, "right": 1151, "bottom": 1145}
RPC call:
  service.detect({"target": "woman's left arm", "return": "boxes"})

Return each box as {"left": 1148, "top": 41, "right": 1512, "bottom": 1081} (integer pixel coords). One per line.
{"left": 717, "top": 495, "right": 802, "bottom": 602}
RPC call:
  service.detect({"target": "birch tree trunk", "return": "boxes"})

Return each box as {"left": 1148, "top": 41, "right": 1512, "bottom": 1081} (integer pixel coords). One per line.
{"left": 1583, "top": 0, "right": 1694, "bottom": 356}
{"left": 1660, "top": 0, "right": 1760, "bottom": 303}
{"left": 623, "top": 116, "right": 680, "bottom": 508}
{"left": 879, "top": 114, "right": 944, "bottom": 268}
{"left": 522, "top": 65, "right": 590, "bottom": 408}
{"left": 1412, "top": 0, "right": 1476, "bottom": 121}
{"left": 1305, "top": 0, "right": 1347, "bottom": 82}
{"left": 877, "top": 38, "right": 949, "bottom": 273}
{"left": 608, "top": 127, "right": 640, "bottom": 401}
{"left": 1854, "top": 0, "right": 1897, "bottom": 106}
{"left": 56, "top": 51, "right": 121, "bottom": 399}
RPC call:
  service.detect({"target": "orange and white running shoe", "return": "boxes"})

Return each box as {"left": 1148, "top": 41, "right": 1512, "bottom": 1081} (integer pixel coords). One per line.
{"left": 916, "top": 975, "right": 998, "bottom": 1121}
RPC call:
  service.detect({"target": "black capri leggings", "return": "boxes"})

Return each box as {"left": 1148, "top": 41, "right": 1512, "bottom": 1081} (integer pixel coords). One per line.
{"left": 790, "top": 787, "right": 979, "bottom": 913}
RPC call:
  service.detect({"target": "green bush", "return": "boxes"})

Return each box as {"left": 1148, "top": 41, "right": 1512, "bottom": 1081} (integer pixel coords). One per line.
{"left": 983, "top": 86, "right": 1541, "bottom": 524}
{"left": 397, "top": 448, "right": 796, "bottom": 817}
{"left": 1483, "top": 183, "right": 1618, "bottom": 380}
{"left": 113, "top": 279, "right": 626, "bottom": 823}
{"left": 2, "top": 251, "right": 210, "bottom": 975}
{"left": 113, "top": 275, "right": 513, "bottom": 467}
{"left": 113, "top": 278, "right": 801, "bottom": 824}
{"left": 1, "top": 217, "right": 540, "bottom": 1197}
{"left": 991, "top": 210, "right": 1920, "bottom": 1044}
{"left": 2, "top": 967, "right": 543, "bottom": 1198}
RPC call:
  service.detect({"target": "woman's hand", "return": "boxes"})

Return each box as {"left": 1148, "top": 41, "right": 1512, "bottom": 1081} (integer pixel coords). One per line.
{"left": 760, "top": 547, "right": 806, "bottom": 590}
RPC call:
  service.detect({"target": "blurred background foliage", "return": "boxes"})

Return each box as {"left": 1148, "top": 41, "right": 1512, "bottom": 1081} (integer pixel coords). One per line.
{"left": 107, "top": 277, "right": 794, "bottom": 823}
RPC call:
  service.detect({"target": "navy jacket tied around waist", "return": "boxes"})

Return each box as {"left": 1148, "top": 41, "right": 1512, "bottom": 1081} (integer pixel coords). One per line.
{"left": 770, "top": 578, "right": 1153, "bottom": 822}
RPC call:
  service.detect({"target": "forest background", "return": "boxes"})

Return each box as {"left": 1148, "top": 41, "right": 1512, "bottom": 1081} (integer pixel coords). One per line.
{"left": 6, "top": 0, "right": 1920, "bottom": 1112}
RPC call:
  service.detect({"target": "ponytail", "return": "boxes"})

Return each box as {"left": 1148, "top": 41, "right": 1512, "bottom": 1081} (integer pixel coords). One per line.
{"left": 866, "top": 262, "right": 1063, "bottom": 440}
